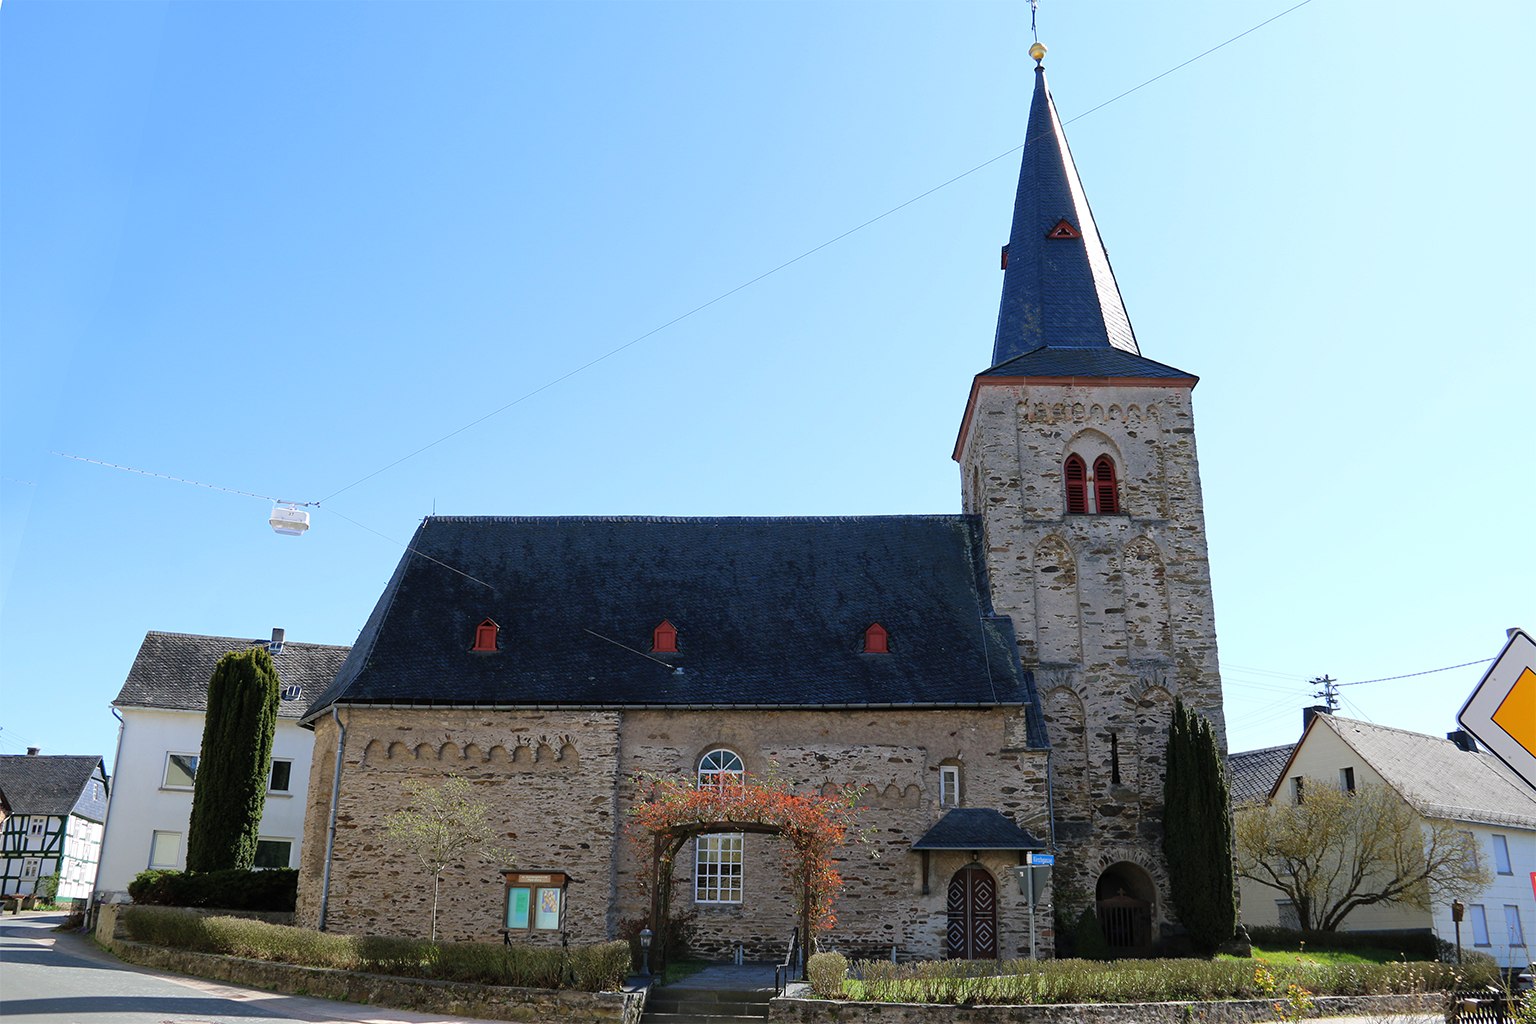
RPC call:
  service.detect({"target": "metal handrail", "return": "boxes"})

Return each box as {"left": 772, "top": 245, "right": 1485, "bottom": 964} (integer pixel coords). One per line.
{"left": 774, "top": 926, "right": 801, "bottom": 995}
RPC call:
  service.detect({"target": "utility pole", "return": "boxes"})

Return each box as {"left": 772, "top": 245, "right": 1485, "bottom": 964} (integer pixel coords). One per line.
{"left": 1310, "top": 675, "right": 1338, "bottom": 712}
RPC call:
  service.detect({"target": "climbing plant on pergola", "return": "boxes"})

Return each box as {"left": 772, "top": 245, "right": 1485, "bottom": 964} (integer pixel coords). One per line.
{"left": 629, "top": 772, "right": 860, "bottom": 973}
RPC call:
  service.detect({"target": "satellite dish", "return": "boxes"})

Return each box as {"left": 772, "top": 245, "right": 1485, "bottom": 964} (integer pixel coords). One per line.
{"left": 269, "top": 505, "right": 310, "bottom": 537}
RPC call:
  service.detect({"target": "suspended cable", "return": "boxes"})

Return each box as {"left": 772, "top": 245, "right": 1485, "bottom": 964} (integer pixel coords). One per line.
{"left": 1338, "top": 658, "right": 1492, "bottom": 688}
{"left": 51, "top": 452, "right": 316, "bottom": 507}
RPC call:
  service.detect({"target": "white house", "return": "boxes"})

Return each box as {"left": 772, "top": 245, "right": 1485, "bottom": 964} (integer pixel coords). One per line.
{"left": 1231, "top": 712, "right": 1536, "bottom": 969}
{"left": 95, "top": 629, "right": 349, "bottom": 897}
{"left": 0, "top": 751, "right": 110, "bottom": 902}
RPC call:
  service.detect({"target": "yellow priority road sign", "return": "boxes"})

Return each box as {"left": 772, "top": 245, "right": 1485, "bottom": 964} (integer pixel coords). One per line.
{"left": 1458, "top": 628, "right": 1536, "bottom": 790}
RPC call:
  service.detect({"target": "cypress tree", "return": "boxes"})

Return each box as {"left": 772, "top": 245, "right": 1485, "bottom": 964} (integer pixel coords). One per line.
{"left": 1162, "top": 697, "right": 1237, "bottom": 955}
{"left": 186, "top": 646, "right": 280, "bottom": 872}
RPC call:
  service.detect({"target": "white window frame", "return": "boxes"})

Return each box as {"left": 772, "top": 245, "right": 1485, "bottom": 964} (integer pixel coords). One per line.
{"left": 253, "top": 837, "right": 293, "bottom": 869}
{"left": 1491, "top": 834, "right": 1512, "bottom": 875}
{"left": 939, "top": 765, "right": 961, "bottom": 807}
{"left": 162, "top": 752, "right": 199, "bottom": 790}
{"left": 149, "top": 830, "right": 181, "bottom": 869}
{"left": 1507, "top": 905, "right": 1526, "bottom": 947}
{"left": 27, "top": 819, "right": 45, "bottom": 838}
{"left": 1338, "top": 766, "right": 1355, "bottom": 792}
{"left": 1290, "top": 776, "right": 1305, "bottom": 804}
{"left": 695, "top": 833, "right": 744, "bottom": 904}
{"left": 20, "top": 858, "right": 40, "bottom": 880}
{"left": 697, "top": 749, "right": 744, "bottom": 790}
{"left": 268, "top": 758, "right": 293, "bottom": 794}
{"left": 1470, "top": 903, "right": 1491, "bottom": 946}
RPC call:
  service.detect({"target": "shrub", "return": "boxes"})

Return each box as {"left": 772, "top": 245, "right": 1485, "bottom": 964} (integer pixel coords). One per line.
{"left": 1163, "top": 699, "right": 1237, "bottom": 954}
{"left": 118, "top": 907, "right": 630, "bottom": 991}
{"left": 1245, "top": 926, "right": 1441, "bottom": 960}
{"left": 187, "top": 647, "right": 280, "bottom": 871}
{"left": 1073, "top": 905, "right": 1112, "bottom": 961}
{"left": 807, "top": 952, "right": 848, "bottom": 998}
{"left": 831, "top": 954, "right": 1497, "bottom": 1005}
{"left": 128, "top": 868, "right": 296, "bottom": 911}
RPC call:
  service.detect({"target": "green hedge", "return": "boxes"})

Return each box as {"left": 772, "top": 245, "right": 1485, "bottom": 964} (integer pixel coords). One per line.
{"left": 840, "top": 956, "right": 1497, "bottom": 1004}
{"left": 1244, "top": 926, "right": 1440, "bottom": 960}
{"left": 119, "top": 906, "right": 631, "bottom": 991}
{"left": 129, "top": 869, "right": 297, "bottom": 911}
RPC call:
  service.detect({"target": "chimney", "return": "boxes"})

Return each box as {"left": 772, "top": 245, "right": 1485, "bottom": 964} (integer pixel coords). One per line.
{"left": 1302, "top": 705, "right": 1331, "bottom": 731}
{"left": 269, "top": 627, "right": 285, "bottom": 654}
{"left": 1446, "top": 730, "right": 1478, "bottom": 753}
{"left": 26, "top": 746, "right": 40, "bottom": 756}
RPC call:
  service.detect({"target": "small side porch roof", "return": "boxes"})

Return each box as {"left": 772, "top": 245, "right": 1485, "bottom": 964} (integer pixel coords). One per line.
{"left": 910, "top": 808, "right": 1045, "bottom": 851}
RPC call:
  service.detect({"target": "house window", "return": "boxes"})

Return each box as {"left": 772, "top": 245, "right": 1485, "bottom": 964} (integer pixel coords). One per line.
{"left": 1507, "top": 906, "right": 1526, "bottom": 947}
{"left": 1470, "top": 904, "right": 1490, "bottom": 946}
{"left": 21, "top": 858, "right": 40, "bottom": 880}
{"left": 253, "top": 838, "right": 293, "bottom": 869}
{"left": 698, "top": 749, "right": 744, "bottom": 790}
{"left": 149, "top": 831, "right": 181, "bottom": 869}
{"left": 269, "top": 759, "right": 293, "bottom": 793}
{"left": 1339, "top": 767, "right": 1355, "bottom": 792}
{"left": 1064, "top": 455, "right": 1089, "bottom": 514}
{"left": 939, "top": 765, "right": 961, "bottom": 807}
{"left": 653, "top": 620, "right": 678, "bottom": 654}
{"left": 1276, "top": 900, "right": 1300, "bottom": 930}
{"left": 1110, "top": 732, "right": 1121, "bottom": 785}
{"left": 863, "top": 623, "right": 889, "bottom": 654}
{"left": 27, "top": 819, "right": 44, "bottom": 838}
{"left": 1291, "top": 777, "right": 1305, "bottom": 804}
{"left": 1460, "top": 831, "right": 1479, "bottom": 870}
{"left": 163, "top": 753, "right": 199, "bottom": 789}
{"left": 695, "top": 833, "right": 744, "bottom": 903}
{"left": 1492, "top": 834, "right": 1512, "bottom": 875}
{"left": 1092, "top": 456, "right": 1120, "bottom": 514}
{"left": 471, "top": 618, "right": 499, "bottom": 653}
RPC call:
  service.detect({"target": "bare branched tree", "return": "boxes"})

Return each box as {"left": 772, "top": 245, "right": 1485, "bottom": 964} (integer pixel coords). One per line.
{"left": 383, "top": 776, "right": 510, "bottom": 941}
{"left": 1235, "top": 783, "right": 1490, "bottom": 932}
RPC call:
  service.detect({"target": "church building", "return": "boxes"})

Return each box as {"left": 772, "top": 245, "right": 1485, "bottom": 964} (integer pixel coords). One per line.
{"left": 295, "top": 49, "right": 1225, "bottom": 961}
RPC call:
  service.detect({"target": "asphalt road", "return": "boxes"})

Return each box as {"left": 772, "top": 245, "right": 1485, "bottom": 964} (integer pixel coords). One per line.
{"left": 0, "top": 913, "right": 504, "bottom": 1024}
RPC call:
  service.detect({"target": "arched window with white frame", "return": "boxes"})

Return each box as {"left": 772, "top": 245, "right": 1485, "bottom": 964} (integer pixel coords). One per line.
{"left": 696, "top": 749, "right": 745, "bottom": 904}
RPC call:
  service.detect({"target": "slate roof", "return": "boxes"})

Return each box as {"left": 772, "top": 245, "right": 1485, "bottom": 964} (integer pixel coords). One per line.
{"left": 980, "top": 345, "right": 1196, "bottom": 382}
{"left": 0, "top": 755, "right": 108, "bottom": 822}
{"left": 1225, "top": 743, "right": 1295, "bottom": 806}
{"left": 992, "top": 65, "right": 1140, "bottom": 366}
{"left": 911, "top": 808, "right": 1045, "bottom": 850}
{"left": 303, "top": 516, "right": 1042, "bottom": 732}
{"left": 116, "top": 631, "right": 352, "bottom": 720}
{"left": 1318, "top": 717, "right": 1536, "bottom": 830}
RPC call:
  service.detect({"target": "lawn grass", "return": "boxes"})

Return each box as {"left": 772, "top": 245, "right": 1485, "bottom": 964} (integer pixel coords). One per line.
{"left": 663, "top": 959, "right": 710, "bottom": 984}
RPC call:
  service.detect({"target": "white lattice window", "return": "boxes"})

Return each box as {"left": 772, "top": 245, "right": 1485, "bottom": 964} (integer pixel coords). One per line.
{"left": 697, "top": 749, "right": 744, "bottom": 790}
{"left": 940, "top": 765, "right": 961, "bottom": 807}
{"left": 695, "top": 833, "right": 743, "bottom": 903}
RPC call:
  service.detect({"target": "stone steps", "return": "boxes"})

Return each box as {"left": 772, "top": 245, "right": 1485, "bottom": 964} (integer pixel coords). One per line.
{"left": 643, "top": 986, "right": 772, "bottom": 1024}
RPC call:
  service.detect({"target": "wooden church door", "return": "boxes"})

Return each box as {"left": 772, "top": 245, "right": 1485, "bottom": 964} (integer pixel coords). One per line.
{"left": 945, "top": 863, "right": 998, "bottom": 959}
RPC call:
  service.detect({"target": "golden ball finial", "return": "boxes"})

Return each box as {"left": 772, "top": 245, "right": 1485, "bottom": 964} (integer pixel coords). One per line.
{"left": 1028, "top": 41, "right": 1047, "bottom": 64}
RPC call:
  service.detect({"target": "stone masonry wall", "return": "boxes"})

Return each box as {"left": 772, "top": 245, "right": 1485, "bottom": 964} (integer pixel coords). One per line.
{"left": 614, "top": 708, "right": 1053, "bottom": 962}
{"left": 957, "top": 382, "right": 1226, "bottom": 937}
{"left": 296, "top": 708, "right": 622, "bottom": 943}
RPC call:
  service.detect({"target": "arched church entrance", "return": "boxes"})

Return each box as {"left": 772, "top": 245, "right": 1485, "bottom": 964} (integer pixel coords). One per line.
{"left": 945, "top": 863, "right": 998, "bottom": 959}
{"left": 1095, "top": 862, "right": 1155, "bottom": 952}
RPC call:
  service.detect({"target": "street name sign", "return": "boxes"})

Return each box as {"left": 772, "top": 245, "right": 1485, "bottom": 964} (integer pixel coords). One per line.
{"left": 1458, "top": 628, "right": 1536, "bottom": 790}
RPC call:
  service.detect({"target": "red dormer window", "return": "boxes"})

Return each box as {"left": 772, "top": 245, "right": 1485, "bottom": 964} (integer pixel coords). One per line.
{"left": 652, "top": 620, "right": 678, "bottom": 654}
{"left": 1093, "top": 456, "right": 1120, "bottom": 514}
{"left": 1064, "top": 454, "right": 1089, "bottom": 514}
{"left": 863, "top": 623, "right": 889, "bottom": 654}
{"left": 471, "top": 618, "right": 499, "bottom": 653}
{"left": 1046, "top": 219, "right": 1081, "bottom": 240}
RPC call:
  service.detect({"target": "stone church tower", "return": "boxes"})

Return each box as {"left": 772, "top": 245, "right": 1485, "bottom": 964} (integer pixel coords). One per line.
{"left": 955, "top": 52, "right": 1226, "bottom": 946}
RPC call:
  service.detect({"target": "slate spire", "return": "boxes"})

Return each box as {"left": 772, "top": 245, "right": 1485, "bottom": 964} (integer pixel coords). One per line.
{"left": 992, "top": 55, "right": 1139, "bottom": 366}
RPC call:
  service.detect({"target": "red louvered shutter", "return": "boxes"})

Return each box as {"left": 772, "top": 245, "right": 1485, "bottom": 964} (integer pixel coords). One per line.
{"left": 1094, "top": 456, "right": 1119, "bottom": 514}
{"left": 1064, "top": 455, "right": 1088, "bottom": 514}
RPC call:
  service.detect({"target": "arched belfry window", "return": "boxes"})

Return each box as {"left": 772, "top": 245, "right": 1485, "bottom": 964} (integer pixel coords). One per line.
{"left": 471, "top": 618, "right": 499, "bottom": 653}
{"left": 1064, "top": 455, "right": 1089, "bottom": 514}
{"left": 698, "top": 749, "right": 744, "bottom": 790}
{"left": 653, "top": 620, "right": 678, "bottom": 653}
{"left": 1093, "top": 456, "right": 1120, "bottom": 514}
{"left": 863, "top": 623, "right": 889, "bottom": 654}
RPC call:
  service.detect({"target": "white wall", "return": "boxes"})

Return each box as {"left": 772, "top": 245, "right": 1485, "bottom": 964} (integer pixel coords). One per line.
{"left": 96, "top": 707, "right": 315, "bottom": 895}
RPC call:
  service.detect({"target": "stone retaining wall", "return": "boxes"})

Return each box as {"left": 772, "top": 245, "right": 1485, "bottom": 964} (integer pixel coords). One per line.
{"left": 94, "top": 904, "right": 644, "bottom": 1024}
{"left": 770, "top": 991, "right": 1443, "bottom": 1024}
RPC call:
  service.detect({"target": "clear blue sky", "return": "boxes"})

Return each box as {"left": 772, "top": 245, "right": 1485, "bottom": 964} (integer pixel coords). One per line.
{"left": 2, "top": 1, "right": 1532, "bottom": 770}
